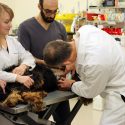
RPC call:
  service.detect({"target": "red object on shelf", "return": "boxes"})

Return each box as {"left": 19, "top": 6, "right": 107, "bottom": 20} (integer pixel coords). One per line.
{"left": 102, "top": 28, "right": 122, "bottom": 35}
{"left": 87, "top": 13, "right": 106, "bottom": 21}
{"left": 98, "top": 14, "right": 105, "bottom": 21}
{"left": 87, "top": 13, "right": 98, "bottom": 21}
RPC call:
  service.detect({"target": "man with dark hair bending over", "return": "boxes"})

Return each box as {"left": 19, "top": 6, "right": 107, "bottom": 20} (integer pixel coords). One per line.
{"left": 43, "top": 25, "right": 125, "bottom": 125}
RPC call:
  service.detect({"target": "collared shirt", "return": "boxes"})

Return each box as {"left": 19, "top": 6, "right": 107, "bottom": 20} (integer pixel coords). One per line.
{"left": 71, "top": 25, "right": 125, "bottom": 98}
{"left": 0, "top": 36, "right": 35, "bottom": 82}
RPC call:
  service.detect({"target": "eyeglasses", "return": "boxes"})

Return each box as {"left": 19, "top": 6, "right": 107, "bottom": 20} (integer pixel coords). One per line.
{"left": 42, "top": 8, "right": 59, "bottom": 15}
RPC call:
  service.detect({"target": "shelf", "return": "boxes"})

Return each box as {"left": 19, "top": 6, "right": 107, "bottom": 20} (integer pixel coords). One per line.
{"left": 86, "top": 21, "right": 124, "bottom": 25}
{"left": 89, "top": 6, "right": 125, "bottom": 9}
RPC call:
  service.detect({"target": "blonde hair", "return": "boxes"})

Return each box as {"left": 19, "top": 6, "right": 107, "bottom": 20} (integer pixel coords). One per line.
{"left": 0, "top": 3, "right": 14, "bottom": 20}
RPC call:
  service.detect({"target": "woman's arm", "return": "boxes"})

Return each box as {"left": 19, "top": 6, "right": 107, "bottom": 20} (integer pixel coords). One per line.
{"left": 14, "top": 38, "right": 36, "bottom": 70}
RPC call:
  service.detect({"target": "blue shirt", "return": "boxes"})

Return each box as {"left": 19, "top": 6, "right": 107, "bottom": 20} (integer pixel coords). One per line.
{"left": 18, "top": 17, "right": 67, "bottom": 59}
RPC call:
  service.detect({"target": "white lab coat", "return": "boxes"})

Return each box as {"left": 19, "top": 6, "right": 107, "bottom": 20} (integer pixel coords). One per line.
{"left": 0, "top": 36, "right": 35, "bottom": 82}
{"left": 71, "top": 25, "right": 125, "bottom": 125}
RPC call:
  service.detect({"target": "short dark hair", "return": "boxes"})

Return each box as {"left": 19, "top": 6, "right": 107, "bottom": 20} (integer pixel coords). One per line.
{"left": 43, "top": 40, "right": 72, "bottom": 66}
{"left": 0, "top": 3, "right": 14, "bottom": 20}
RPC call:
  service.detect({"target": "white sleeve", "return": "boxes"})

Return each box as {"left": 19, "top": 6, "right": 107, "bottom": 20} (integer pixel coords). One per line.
{"left": 0, "top": 70, "right": 17, "bottom": 82}
{"left": 71, "top": 64, "right": 110, "bottom": 98}
{"left": 15, "top": 39, "right": 36, "bottom": 70}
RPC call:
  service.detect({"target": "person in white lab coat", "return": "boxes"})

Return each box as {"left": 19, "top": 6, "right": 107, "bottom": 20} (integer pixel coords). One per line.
{"left": 0, "top": 3, "right": 35, "bottom": 93}
{"left": 43, "top": 25, "right": 125, "bottom": 125}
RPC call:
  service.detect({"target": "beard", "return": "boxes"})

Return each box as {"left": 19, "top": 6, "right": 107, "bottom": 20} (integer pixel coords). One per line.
{"left": 40, "top": 10, "right": 55, "bottom": 23}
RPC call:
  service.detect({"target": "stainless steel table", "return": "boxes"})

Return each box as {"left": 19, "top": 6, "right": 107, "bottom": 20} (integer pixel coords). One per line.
{"left": 0, "top": 90, "right": 84, "bottom": 125}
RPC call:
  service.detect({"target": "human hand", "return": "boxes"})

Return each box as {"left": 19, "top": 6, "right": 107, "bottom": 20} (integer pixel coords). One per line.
{"left": 16, "top": 75, "right": 34, "bottom": 88}
{"left": 12, "top": 64, "right": 28, "bottom": 75}
{"left": 0, "top": 80, "right": 6, "bottom": 94}
{"left": 58, "top": 77, "right": 75, "bottom": 90}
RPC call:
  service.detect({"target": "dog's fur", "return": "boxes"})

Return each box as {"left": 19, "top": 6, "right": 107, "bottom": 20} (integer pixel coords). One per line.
{"left": 0, "top": 64, "right": 58, "bottom": 112}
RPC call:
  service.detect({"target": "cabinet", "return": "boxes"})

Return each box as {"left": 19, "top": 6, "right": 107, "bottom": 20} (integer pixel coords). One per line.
{"left": 87, "top": 6, "right": 125, "bottom": 27}
{"left": 86, "top": 0, "right": 125, "bottom": 46}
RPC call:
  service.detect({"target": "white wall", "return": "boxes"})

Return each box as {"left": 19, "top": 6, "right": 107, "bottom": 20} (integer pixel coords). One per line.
{"left": 0, "top": 0, "right": 39, "bottom": 28}
{"left": 59, "top": 0, "right": 87, "bottom": 13}
{"left": 0, "top": 0, "right": 13, "bottom": 7}
{"left": 13, "top": 0, "right": 39, "bottom": 28}
{"left": 0, "top": 0, "right": 88, "bottom": 28}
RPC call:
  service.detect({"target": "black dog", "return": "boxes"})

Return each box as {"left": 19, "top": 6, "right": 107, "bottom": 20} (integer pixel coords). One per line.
{"left": 0, "top": 64, "right": 58, "bottom": 99}
{"left": 0, "top": 64, "right": 58, "bottom": 111}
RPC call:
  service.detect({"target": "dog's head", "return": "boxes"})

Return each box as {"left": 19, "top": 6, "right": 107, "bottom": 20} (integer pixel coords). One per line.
{"left": 33, "top": 64, "right": 58, "bottom": 92}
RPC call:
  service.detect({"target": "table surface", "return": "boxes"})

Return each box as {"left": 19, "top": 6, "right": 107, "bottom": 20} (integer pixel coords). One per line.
{"left": 0, "top": 90, "right": 77, "bottom": 114}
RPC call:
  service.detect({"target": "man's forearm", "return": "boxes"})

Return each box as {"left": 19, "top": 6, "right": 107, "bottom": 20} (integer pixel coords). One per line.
{"left": 34, "top": 57, "right": 45, "bottom": 65}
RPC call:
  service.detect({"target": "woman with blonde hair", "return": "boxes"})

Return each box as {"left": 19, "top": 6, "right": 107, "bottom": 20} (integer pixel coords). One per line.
{"left": 0, "top": 3, "right": 36, "bottom": 93}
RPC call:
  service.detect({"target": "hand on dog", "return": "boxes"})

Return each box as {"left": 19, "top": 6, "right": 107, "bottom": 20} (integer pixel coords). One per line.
{"left": 16, "top": 75, "right": 34, "bottom": 88}
{"left": 58, "top": 77, "right": 75, "bottom": 90}
{"left": 12, "top": 64, "right": 28, "bottom": 75}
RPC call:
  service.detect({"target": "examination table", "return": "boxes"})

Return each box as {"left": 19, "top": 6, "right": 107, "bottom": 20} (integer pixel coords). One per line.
{"left": 0, "top": 90, "right": 85, "bottom": 125}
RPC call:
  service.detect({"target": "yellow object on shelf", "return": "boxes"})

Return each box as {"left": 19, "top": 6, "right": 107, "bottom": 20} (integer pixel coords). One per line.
{"left": 55, "top": 13, "right": 77, "bottom": 32}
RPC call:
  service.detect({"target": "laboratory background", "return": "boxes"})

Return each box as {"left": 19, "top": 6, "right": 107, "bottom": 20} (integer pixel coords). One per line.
{"left": 0, "top": 0, "right": 125, "bottom": 125}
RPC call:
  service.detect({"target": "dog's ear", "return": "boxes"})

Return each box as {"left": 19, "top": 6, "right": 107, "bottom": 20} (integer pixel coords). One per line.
{"left": 42, "top": 66, "right": 58, "bottom": 92}
{"left": 33, "top": 64, "right": 58, "bottom": 92}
